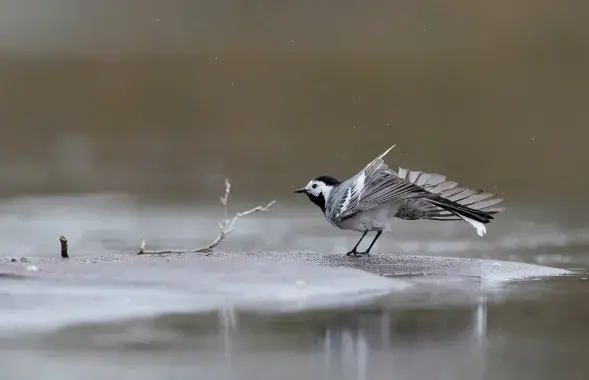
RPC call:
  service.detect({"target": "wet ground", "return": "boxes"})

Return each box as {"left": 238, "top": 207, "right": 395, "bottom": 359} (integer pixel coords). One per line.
{"left": 0, "top": 195, "right": 587, "bottom": 380}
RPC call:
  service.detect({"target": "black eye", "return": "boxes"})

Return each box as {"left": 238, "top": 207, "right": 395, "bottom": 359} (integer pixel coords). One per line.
{"left": 312, "top": 184, "right": 317, "bottom": 189}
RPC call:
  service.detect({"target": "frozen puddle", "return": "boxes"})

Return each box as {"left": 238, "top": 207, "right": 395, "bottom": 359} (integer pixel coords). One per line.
{"left": 0, "top": 252, "right": 572, "bottom": 334}
{"left": 0, "top": 257, "right": 410, "bottom": 334}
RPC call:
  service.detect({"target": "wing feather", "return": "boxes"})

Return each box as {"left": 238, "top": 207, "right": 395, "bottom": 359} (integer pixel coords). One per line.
{"left": 327, "top": 146, "right": 433, "bottom": 222}
{"left": 393, "top": 168, "right": 504, "bottom": 220}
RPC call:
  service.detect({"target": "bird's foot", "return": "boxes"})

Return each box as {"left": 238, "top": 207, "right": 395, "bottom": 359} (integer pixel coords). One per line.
{"left": 346, "top": 250, "right": 370, "bottom": 257}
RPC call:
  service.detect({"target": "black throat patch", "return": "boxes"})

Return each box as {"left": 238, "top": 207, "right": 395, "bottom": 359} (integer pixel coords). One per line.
{"left": 306, "top": 192, "right": 326, "bottom": 212}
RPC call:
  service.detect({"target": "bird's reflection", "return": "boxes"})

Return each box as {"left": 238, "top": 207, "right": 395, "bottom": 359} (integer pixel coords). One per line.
{"left": 318, "top": 296, "right": 489, "bottom": 380}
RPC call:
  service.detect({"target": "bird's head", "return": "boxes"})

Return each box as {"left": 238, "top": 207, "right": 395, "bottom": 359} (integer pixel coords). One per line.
{"left": 294, "top": 175, "right": 341, "bottom": 211}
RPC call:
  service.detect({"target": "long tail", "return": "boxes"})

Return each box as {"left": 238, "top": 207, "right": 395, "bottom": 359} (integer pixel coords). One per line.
{"left": 427, "top": 196, "right": 495, "bottom": 237}
{"left": 395, "top": 167, "right": 504, "bottom": 237}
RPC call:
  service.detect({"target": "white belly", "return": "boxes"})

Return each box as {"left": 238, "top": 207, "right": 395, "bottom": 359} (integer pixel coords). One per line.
{"left": 335, "top": 204, "right": 400, "bottom": 232}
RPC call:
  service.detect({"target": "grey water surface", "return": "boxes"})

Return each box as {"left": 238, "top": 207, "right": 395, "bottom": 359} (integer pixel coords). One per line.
{"left": 0, "top": 196, "right": 586, "bottom": 380}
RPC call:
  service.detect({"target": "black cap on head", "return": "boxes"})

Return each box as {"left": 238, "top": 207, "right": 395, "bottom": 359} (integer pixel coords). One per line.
{"left": 313, "top": 175, "right": 341, "bottom": 187}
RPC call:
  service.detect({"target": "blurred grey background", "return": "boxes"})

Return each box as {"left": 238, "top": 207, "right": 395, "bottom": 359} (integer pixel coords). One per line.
{"left": 0, "top": 0, "right": 587, "bottom": 206}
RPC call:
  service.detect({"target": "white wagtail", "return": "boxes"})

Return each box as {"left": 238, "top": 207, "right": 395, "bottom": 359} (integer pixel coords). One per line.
{"left": 294, "top": 145, "right": 504, "bottom": 256}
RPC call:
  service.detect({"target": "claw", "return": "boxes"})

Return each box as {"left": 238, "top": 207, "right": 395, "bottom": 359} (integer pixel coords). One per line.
{"left": 346, "top": 250, "right": 369, "bottom": 257}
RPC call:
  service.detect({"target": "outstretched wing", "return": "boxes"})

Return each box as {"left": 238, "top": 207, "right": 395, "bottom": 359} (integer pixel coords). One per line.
{"left": 326, "top": 146, "right": 432, "bottom": 222}
{"left": 325, "top": 146, "right": 505, "bottom": 225}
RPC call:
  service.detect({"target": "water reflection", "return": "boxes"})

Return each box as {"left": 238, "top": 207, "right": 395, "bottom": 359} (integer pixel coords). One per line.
{"left": 2, "top": 276, "right": 589, "bottom": 380}
{"left": 15, "top": 297, "right": 492, "bottom": 379}
{"left": 318, "top": 296, "right": 489, "bottom": 380}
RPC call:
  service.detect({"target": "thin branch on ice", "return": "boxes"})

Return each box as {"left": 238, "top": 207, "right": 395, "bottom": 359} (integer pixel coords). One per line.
{"left": 137, "top": 179, "right": 275, "bottom": 255}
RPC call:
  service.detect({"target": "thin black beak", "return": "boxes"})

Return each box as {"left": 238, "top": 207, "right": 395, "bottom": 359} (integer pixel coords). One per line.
{"left": 293, "top": 188, "right": 306, "bottom": 194}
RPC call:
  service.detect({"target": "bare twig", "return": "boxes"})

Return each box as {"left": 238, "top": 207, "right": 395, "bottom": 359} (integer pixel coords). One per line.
{"left": 59, "top": 235, "right": 69, "bottom": 258}
{"left": 137, "top": 179, "right": 275, "bottom": 255}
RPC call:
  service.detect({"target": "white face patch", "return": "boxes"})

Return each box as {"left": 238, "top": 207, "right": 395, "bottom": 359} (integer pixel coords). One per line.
{"left": 304, "top": 180, "right": 332, "bottom": 198}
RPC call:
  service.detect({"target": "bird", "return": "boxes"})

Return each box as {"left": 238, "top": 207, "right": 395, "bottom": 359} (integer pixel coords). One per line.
{"left": 293, "top": 145, "right": 504, "bottom": 256}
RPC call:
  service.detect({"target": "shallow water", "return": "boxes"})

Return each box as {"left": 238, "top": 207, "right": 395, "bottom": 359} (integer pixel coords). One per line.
{"left": 0, "top": 195, "right": 587, "bottom": 380}
{"left": 1, "top": 276, "right": 588, "bottom": 380}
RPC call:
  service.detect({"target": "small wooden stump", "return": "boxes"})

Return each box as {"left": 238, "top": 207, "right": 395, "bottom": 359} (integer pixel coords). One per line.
{"left": 59, "top": 235, "right": 69, "bottom": 258}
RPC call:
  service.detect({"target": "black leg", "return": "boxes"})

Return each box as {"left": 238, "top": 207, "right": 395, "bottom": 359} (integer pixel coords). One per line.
{"left": 358, "top": 230, "right": 383, "bottom": 255}
{"left": 346, "top": 231, "right": 368, "bottom": 256}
